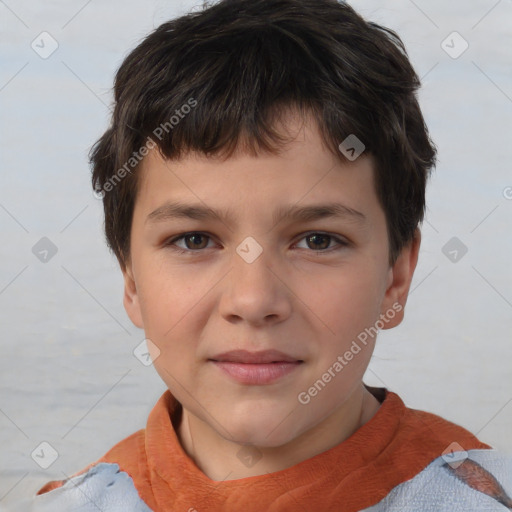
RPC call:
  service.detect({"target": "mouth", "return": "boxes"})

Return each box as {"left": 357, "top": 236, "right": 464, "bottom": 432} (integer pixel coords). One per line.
{"left": 209, "top": 349, "right": 303, "bottom": 364}
{"left": 209, "top": 350, "right": 304, "bottom": 385}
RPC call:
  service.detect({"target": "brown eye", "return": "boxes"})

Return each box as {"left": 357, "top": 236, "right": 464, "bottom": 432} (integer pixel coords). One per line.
{"left": 296, "top": 232, "right": 347, "bottom": 252}
{"left": 305, "top": 234, "right": 331, "bottom": 250}
{"left": 166, "top": 232, "right": 214, "bottom": 253}
{"left": 183, "top": 233, "right": 209, "bottom": 250}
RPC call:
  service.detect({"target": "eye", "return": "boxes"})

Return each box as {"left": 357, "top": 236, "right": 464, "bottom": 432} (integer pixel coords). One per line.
{"left": 294, "top": 232, "right": 348, "bottom": 252}
{"left": 165, "top": 231, "right": 348, "bottom": 254}
{"left": 166, "top": 232, "right": 215, "bottom": 253}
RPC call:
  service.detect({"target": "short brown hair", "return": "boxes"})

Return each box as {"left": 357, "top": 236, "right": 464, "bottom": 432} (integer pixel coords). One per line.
{"left": 90, "top": 0, "right": 437, "bottom": 271}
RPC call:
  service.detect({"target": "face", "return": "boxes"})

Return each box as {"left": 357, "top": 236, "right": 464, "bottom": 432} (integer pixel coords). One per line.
{"left": 123, "top": 113, "right": 418, "bottom": 448}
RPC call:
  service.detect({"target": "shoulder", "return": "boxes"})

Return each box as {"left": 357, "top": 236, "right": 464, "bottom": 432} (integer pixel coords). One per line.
{"left": 36, "top": 429, "right": 147, "bottom": 498}
{"left": 393, "top": 393, "right": 492, "bottom": 450}
{"left": 30, "top": 462, "right": 154, "bottom": 512}
{"left": 366, "top": 449, "right": 512, "bottom": 511}
{"left": 373, "top": 388, "right": 491, "bottom": 447}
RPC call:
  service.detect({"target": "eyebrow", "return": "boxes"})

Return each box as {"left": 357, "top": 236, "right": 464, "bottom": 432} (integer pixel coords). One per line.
{"left": 145, "top": 201, "right": 367, "bottom": 227}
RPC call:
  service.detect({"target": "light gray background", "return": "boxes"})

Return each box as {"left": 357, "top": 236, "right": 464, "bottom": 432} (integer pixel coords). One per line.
{"left": 1, "top": 0, "right": 511, "bottom": 507}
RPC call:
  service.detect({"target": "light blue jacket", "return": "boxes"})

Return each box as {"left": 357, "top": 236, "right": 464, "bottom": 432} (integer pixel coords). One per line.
{"left": 10, "top": 449, "right": 512, "bottom": 511}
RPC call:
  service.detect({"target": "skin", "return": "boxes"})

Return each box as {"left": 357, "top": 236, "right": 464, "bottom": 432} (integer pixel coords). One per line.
{"left": 122, "top": 112, "right": 420, "bottom": 481}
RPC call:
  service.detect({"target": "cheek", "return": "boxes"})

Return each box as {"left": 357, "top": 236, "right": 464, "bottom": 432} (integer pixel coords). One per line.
{"left": 300, "top": 263, "right": 385, "bottom": 342}
{"left": 137, "top": 261, "right": 198, "bottom": 334}
{"left": 136, "top": 265, "right": 210, "bottom": 376}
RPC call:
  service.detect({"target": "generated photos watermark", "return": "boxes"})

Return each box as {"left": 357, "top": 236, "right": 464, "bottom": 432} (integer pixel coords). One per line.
{"left": 93, "top": 97, "right": 198, "bottom": 199}
{"left": 298, "top": 302, "right": 402, "bottom": 405}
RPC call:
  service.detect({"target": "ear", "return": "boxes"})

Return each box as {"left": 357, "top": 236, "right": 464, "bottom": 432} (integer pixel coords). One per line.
{"left": 122, "top": 261, "right": 144, "bottom": 329}
{"left": 380, "top": 229, "right": 421, "bottom": 329}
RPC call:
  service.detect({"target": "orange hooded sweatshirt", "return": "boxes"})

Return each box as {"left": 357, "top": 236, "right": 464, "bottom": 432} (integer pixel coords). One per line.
{"left": 37, "top": 385, "right": 511, "bottom": 511}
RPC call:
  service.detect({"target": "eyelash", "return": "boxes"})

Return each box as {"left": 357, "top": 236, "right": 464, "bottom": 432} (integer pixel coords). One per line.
{"left": 164, "top": 231, "right": 349, "bottom": 255}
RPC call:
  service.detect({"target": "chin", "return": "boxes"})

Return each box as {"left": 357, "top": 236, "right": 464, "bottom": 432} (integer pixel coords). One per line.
{"left": 217, "top": 407, "right": 306, "bottom": 449}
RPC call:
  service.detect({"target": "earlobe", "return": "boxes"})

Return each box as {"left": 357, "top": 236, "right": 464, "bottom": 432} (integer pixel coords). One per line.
{"left": 122, "top": 263, "right": 144, "bottom": 329}
{"left": 381, "top": 229, "right": 421, "bottom": 329}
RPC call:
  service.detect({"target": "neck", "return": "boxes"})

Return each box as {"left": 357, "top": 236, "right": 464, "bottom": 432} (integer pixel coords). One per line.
{"left": 176, "top": 384, "right": 381, "bottom": 481}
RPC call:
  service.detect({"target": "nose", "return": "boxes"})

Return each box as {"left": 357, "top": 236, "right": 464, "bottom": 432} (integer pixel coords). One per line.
{"left": 218, "top": 239, "right": 293, "bottom": 327}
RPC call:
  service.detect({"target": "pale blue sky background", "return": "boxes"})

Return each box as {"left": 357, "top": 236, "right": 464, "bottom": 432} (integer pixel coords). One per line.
{"left": 0, "top": 0, "right": 511, "bottom": 506}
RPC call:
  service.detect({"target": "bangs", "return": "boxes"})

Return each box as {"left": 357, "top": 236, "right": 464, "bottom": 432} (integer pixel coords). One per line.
{"left": 111, "top": 17, "right": 389, "bottom": 165}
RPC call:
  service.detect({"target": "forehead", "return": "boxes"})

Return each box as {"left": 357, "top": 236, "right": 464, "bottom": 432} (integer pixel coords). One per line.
{"left": 139, "top": 111, "right": 371, "bottom": 182}
{"left": 133, "top": 112, "right": 380, "bottom": 228}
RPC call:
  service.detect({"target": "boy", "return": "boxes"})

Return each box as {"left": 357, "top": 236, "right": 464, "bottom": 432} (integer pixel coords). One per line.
{"left": 33, "top": 0, "right": 512, "bottom": 510}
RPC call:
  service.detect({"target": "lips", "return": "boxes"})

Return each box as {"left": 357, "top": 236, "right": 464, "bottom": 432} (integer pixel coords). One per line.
{"left": 209, "top": 349, "right": 303, "bottom": 364}
{"left": 209, "top": 349, "right": 304, "bottom": 385}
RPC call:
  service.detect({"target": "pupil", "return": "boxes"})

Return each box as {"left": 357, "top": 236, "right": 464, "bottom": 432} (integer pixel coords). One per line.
{"left": 308, "top": 234, "right": 329, "bottom": 250}
{"left": 188, "top": 234, "right": 205, "bottom": 249}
